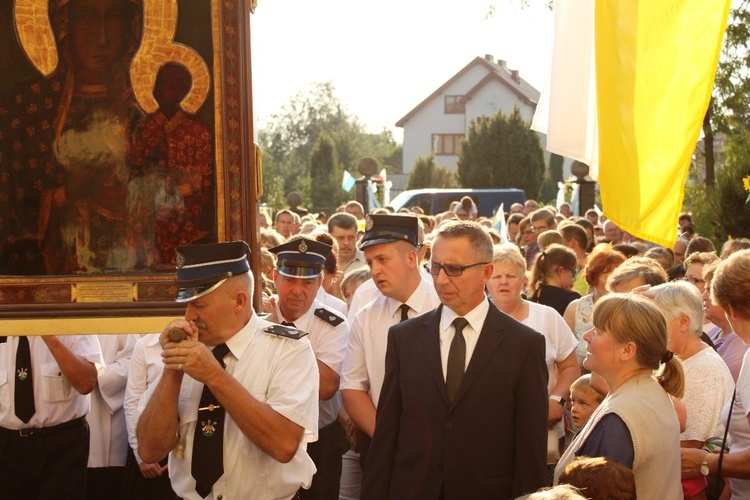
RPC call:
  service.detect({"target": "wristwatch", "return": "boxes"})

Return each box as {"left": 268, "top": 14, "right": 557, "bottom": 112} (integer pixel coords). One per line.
{"left": 549, "top": 395, "right": 566, "bottom": 406}
{"left": 700, "top": 453, "right": 712, "bottom": 476}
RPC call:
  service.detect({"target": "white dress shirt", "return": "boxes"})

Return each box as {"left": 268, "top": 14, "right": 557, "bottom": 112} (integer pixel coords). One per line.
{"left": 87, "top": 334, "right": 136, "bottom": 468}
{"left": 0, "top": 335, "right": 102, "bottom": 430}
{"left": 139, "top": 314, "right": 320, "bottom": 500}
{"left": 341, "top": 277, "right": 440, "bottom": 407}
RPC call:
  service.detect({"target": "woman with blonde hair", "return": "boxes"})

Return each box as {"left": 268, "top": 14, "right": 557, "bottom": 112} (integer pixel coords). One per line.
{"left": 487, "top": 244, "right": 579, "bottom": 441}
{"left": 555, "top": 294, "right": 685, "bottom": 498}
{"left": 529, "top": 244, "right": 581, "bottom": 316}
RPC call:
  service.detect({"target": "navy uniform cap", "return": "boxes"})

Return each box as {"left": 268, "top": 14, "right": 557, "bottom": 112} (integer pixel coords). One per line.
{"left": 270, "top": 238, "right": 332, "bottom": 278}
{"left": 359, "top": 214, "right": 419, "bottom": 250}
{"left": 175, "top": 241, "right": 250, "bottom": 302}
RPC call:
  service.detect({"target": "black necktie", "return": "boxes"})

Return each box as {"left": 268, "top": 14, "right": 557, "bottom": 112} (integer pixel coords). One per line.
{"left": 281, "top": 321, "right": 296, "bottom": 328}
{"left": 446, "top": 318, "right": 469, "bottom": 404}
{"left": 398, "top": 304, "right": 410, "bottom": 323}
{"left": 15, "top": 336, "right": 35, "bottom": 423}
{"left": 191, "top": 343, "right": 230, "bottom": 498}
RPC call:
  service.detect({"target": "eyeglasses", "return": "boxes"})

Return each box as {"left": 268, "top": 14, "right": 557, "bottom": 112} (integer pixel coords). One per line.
{"left": 429, "top": 261, "right": 491, "bottom": 277}
{"left": 682, "top": 276, "right": 705, "bottom": 285}
{"left": 531, "top": 225, "right": 549, "bottom": 233}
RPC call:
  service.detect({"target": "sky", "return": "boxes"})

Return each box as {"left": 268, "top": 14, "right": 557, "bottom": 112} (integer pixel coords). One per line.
{"left": 250, "top": 0, "right": 555, "bottom": 142}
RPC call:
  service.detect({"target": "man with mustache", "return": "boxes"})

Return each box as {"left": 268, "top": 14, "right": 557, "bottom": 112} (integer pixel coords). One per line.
{"left": 137, "top": 241, "right": 319, "bottom": 499}
{"left": 268, "top": 237, "right": 350, "bottom": 500}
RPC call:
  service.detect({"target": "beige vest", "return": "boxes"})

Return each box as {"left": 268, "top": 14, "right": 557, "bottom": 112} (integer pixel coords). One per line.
{"left": 554, "top": 374, "right": 682, "bottom": 500}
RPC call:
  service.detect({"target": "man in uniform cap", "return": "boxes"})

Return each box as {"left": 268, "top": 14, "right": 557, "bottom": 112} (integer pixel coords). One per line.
{"left": 137, "top": 241, "right": 319, "bottom": 500}
{"left": 268, "top": 237, "right": 350, "bottom": 500}
{"left": 340, "top": 214, "right": 440, "bottom": 471}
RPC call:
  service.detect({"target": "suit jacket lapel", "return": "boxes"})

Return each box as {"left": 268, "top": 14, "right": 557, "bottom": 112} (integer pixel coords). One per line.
{"left": 450, "top": 303, "right": 506, "bottom": 408}
{"left": 419, "top": 305, "right": 451, "bottom": 406}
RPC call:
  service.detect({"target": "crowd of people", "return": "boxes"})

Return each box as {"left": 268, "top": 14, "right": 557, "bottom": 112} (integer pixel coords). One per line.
{"left": 2, "top": 194, "right": 750, "bottom": 500}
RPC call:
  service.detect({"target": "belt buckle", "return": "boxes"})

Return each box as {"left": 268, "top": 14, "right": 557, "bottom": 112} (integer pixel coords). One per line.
{"left": 19, "top": 428, "right": 35, "bottom": 437}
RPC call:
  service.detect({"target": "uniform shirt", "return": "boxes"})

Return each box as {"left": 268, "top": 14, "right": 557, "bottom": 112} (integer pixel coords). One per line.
{"left": 123, "top": 334, "right": 164, "bottom": 463}
{"left": 341, "top": 277, "right": 440, "bottom": 407}
{"left": 346, "top": 267, "right": 433, "bottom": 324}
{"left": 275, "top": 298, "right": 349, "bottom": 427}
{"left": 87, "top": 334, "right": 136, "bottom": 468}
{"left": 139, "top": 314, "right": 319, "bottom": 500}
{"left": 0, "top": 335, "right": 102, "bottom": 429}
{"left": 316, "top": 286, "right": 347, "bottom": 316}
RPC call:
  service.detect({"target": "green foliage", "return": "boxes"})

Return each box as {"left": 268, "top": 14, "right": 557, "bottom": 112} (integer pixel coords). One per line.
{"left": 457, "top": 107, "right": 545, "bottom": 199}
{"left": 713, "top": 1, "right": 750, "bottom": 132}
{"left": 539, "top": 153, "right": 564, "bottom": 204}
{"left": 711, "top": 129, "right": 750, "bottom": 241}
{"left": 407, "top": 155, "right": 458, "bottom": 189}
{"left": 257, "top": 82, "right": 401, "bottom": 208}
{"left": 682, "top": 166, "right": 718, "bottom": 243}
{"left": 310, "top": 134, "right": 345, "bottom": 209}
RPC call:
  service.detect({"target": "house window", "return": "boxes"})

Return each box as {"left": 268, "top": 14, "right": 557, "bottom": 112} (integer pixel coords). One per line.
{"left": 432, "top": 134, "right": 464, "bottom": 156}
{"left": 444, "top": 96, "right": 465, "bottom": 114}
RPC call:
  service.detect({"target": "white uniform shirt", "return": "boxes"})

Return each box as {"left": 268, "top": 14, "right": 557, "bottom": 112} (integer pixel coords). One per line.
{"left": 316, "top": 287, "right": 347, "bottom": 317}
{"left": 275, "top": 299, "right": 349, "bottom": 428}
{"left": 123, "top": 334, "right": 164, "bottom": 464}
{"left": 346, "top": 267, "right": 433, "bottom": 324}
{"left": 139, "top": 314, "right": 320, "bottom": 500}
{"left": 87, "top": 334, "right": 136, "bottom": 468}
{"left": 0, "top": 335, "right": 102, "bottom": 429}
{"left": 341, "top": 277, "right": 440, "bottom": 407}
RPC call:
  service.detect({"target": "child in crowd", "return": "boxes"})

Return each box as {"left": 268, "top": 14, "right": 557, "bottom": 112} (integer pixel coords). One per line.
{"left": 558, "top": 456, "right": 637, "bottom": 500}
{"left": 569, "top": 374, "right": 604, "bottom": 430}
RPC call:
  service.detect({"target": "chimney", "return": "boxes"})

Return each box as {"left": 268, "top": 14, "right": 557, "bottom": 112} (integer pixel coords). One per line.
{"left": 484, "top": 54, "right": 495, "bottom": 63}
{"left": 498, "top": 59, "right": 507, "bottom": 70}
{"left": 511, "top": 70, "right": 521, "bottom": 83}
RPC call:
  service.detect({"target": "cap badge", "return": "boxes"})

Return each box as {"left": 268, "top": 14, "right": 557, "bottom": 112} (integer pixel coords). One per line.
{"left": 298, "top": 240, "right": 308, "bottom": 253}
{"left": 365, "top": 215, "right": 374, "bottom": 231}
{"left": 176, "top": 252, "right": 185, "bottom": 269}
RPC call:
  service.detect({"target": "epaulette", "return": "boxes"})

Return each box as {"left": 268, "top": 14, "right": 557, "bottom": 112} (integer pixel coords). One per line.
{"left": 315, "top": 307, "right": 345, "bottom": 327}
{"left": 264, "top": 324, "right": 309, "bottom": 340}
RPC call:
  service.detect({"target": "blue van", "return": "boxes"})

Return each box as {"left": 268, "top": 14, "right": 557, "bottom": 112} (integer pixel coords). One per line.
{"left": 389, "top": 189, "right": 526, "bottom": 218}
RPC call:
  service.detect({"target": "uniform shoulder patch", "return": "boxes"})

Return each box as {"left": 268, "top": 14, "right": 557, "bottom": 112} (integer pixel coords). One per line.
{"left": 314, "top": 307, "right": 345, "bottom": 327}
{"left": 264, "top": 324, "right": 309, "bottom": 340}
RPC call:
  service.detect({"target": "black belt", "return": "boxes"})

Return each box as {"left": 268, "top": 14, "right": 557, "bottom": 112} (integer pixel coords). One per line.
{"left": 0, "top": 416, "right": 86, "bottom": 438}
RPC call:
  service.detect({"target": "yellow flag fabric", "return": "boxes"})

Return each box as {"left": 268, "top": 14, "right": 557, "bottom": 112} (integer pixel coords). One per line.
{"left": 595, "top": 0, "right": 730, "bottom": 247}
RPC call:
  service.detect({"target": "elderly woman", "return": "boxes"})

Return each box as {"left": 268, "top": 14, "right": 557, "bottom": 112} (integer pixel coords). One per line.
{"left": 563, "top": 247, "right": 626, "bottom": 367}
{"left": 681, "top": 250, "right": 750, "bottom": 497}
{"left": 554, "top": 294, "right": 685, "bottom": 498}
{"left": 645, "top": 281, "right": 734, "bottom": 500}
{"left": 487, "top": 244, "right": 580, "bottom": 435}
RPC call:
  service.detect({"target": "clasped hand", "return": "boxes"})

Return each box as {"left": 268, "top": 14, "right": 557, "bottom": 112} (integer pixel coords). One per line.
{"left": 160, "top": 320, "right": 224, "bottom": 384}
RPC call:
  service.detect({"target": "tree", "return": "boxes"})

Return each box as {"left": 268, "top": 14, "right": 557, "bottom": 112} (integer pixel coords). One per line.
{"left": 711, "top": 128, "right": 750, "bottom": 243}
{"left": 310, "top": 134, "right": 345, "bottom": 210}
{"left": 457, "top": 107, "right": 545, "bottom": 199}
{"left": 539, "top": 153, "right": 564, "bottom": 204}
{"left": 257, "top": 82, "right": 401, "bottom": 208}
{"left": 407, "top": 155, "right": 457, "bottom": 190}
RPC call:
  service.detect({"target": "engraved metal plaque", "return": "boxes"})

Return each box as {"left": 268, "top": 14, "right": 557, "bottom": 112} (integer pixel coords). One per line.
{"left": 72, "top": 283, "right": 138, "bottom": 303}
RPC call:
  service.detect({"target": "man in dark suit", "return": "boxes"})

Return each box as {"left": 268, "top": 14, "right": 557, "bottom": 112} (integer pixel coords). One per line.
{"left": 361, "top": 221, "right": 548, "bottom": 500}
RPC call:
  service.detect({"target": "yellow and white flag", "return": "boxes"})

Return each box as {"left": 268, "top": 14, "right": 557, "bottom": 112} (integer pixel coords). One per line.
{"left": 533, "top": 0, "right": 731, "bottom": 247}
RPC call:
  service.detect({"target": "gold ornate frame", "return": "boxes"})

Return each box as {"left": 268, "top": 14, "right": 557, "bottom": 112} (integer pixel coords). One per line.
{"left": 0, "top": 0, "right": 261, "bottom": 333}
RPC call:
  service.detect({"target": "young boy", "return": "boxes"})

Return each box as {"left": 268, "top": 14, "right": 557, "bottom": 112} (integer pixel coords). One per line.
{"left": 569, "top": 374, "right": 604, "bottom": 430}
